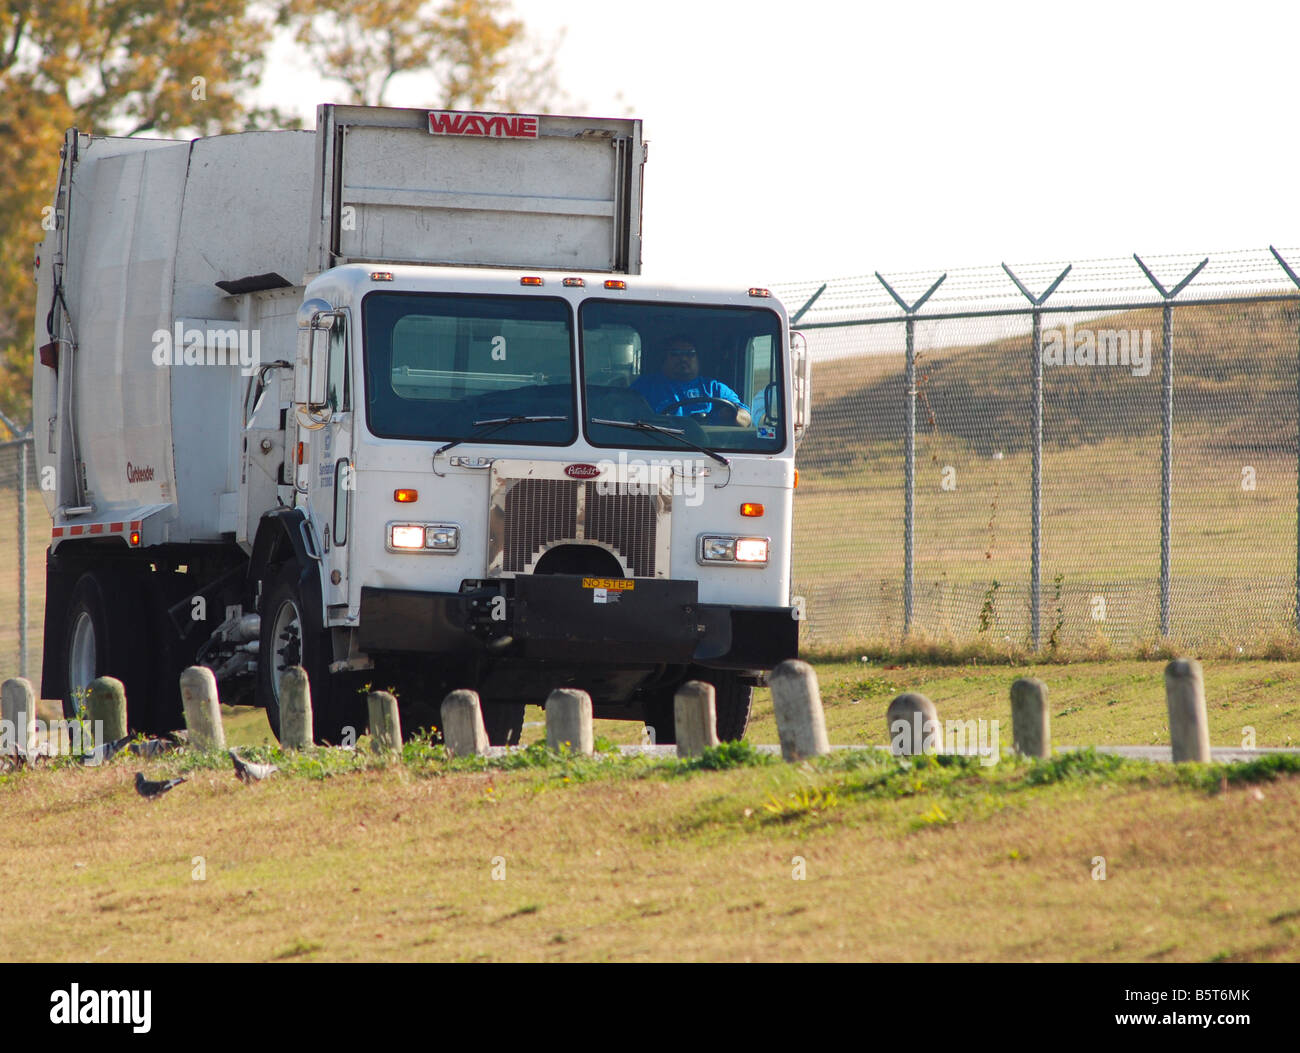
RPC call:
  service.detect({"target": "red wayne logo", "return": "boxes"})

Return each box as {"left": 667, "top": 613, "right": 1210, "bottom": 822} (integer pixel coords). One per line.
{"left": 427, "top": 111, "right": 538, "bottom": 138}
{"left": 564, "top": 463, "right": 602, "bottom": 480}
{"left": 126, "top": 461, "right": 156, "bottom": 484}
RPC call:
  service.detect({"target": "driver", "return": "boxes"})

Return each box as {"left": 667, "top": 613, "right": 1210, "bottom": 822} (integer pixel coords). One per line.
{"left": 631, "top": 335, "right": 753, "bottom": 426}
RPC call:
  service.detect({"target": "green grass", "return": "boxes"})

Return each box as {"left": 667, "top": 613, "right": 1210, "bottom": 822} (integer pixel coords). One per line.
{"left": 747, "top": 659, "right": 1300, "bottom": 749}
{"left": 4, "top": 717, "right": 1299, "bottom": 962}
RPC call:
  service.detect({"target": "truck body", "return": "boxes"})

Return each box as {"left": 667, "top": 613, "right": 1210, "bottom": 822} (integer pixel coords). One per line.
{"left": 33, "top": 103, "right": 807, "bottom": 743}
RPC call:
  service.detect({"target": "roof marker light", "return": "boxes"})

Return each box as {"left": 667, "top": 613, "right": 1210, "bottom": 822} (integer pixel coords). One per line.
{"left": 370, "top": 271, "right": 394, "bottom": 281}
{"left": 520, "top": 276, "right": 544, "bottom": 286}
{"left": 563, "top": 277, "right": 586, "bottom": 287}
{"left": 604, "top": 279, "right": 627, "bottom": 290}
{"left": 748, "top": 287, "right": 771, "bottom": 298}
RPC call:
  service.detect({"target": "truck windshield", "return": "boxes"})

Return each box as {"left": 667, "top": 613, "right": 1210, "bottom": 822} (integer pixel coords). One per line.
{"left": 580, "top": 300, "right": 785, "bottom": 453}
{"left": 362, "top": 292, "right": 576, "bottom": 443}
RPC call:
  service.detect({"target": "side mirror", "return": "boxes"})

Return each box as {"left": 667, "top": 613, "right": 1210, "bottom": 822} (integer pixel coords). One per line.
{"left": 295, "top": 311, "right": 334, "bottom": 413}
{"left": 791, "top": 331, "right": 812, "bottom": 445}
{"left": 308, "top": 326, "right": 330, "bottom": 408}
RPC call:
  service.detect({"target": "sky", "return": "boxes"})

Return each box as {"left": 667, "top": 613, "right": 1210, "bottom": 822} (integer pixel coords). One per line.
{"left": 257, "top": 0, "right": 1300, "bottom": 288}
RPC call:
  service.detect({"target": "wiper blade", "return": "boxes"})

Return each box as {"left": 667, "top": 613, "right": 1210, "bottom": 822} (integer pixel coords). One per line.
{"left": 472, "top": 415, "right": 567, "bottom": 427}
{"left": 434, "top": 415, "right": 568, "bottom": 459}
{"left": 590, "top": 417, "right": 730, "bottom": 467}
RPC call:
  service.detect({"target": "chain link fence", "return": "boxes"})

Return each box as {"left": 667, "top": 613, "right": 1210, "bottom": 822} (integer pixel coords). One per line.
{"left": 0, "top": 432, "right": 40, "bottom": 685}
{"left": 775, "top": 247, "right": 1300, "bottom": 653}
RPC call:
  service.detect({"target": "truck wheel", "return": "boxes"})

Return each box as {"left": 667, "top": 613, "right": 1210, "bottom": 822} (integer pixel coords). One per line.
{"left": 712, "top": 671, "right": 754, "bottom": 742}
{"left": 481, "top": 702, "right": 526, "bottom": 746}
{"left": 60, "top": 570, "right": 152, "bottom": 729}
{"left": 642, "top": 670, "right": 753, "bottom": 745}
{"left": 258, "top": 559, "right": 363, "bottom": 745}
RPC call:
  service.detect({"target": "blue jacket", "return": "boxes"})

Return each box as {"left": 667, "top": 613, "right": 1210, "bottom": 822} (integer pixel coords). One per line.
{"left": 631, "top": 374, "right": 744, "bottom": 417}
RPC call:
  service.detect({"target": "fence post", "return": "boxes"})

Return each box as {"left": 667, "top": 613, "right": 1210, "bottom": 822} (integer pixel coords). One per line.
{"left": 367, "top": 690, "right": 402, "bottom": 753}
{"left": 770, "top": 659, "right": 830, "bottom": 761}
{"left": 1002, "top": 263, "right": 1071, "bottom": 650}
{"left": 1267, "top": 247, "right": 1300, "bottom": 632}
{"left": 179, "top": 666, "right": 226, "bottom": 751}
{"left": 876, "top": 271, "right": 945, "bottom": 636}
{"left": 86, "top": 676, "right": 128, "bottom": 743}
{"left": 1164, "top": 658, "right": 1210, "bottom": 762}
{"left": 18, "top": 436, "right": 28, "bottom": 679}
{"left": 886, "top": 691, "right": 940, "bottom": 756}
{"left": 1010, "top": 677, "right": 1050, "bottom": 758}
{"left": 279, "top": 666, "right": 314, "bottom": 749}
{"left": 545, "top": 688, "right": 594, "bottom": 756}
{"left": 1133, "top": 254, "right": 1208, "bottom": 639}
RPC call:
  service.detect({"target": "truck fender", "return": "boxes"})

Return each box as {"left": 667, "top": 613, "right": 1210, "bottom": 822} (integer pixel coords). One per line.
{"left": 248, "top": 507, "right": 324, "bottom": 607}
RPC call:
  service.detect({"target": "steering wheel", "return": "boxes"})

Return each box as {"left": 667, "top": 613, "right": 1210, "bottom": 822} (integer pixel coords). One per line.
{"left": 656, "top": 395, "right": 752, "bottom": 426}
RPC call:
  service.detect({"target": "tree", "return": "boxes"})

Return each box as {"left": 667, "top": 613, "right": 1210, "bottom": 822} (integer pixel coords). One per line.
{"left": 282, "top": 0, "right": 567, "bottom": 111}
{"left": 0, "top": 0, "right": 568, "bottom": 425}
{"left": 0, "top": 0, "right": 283, "bottom": 424}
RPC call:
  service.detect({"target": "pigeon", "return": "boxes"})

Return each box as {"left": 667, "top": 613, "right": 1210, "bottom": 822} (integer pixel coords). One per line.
{"left": 129, "top": 738, "right": 180, "bottom": 759}
{"left": 134, "top": 771, "right": 186, "bottom": 799}
{"left": 229, "top": 749, "right": 277, "bottom": 783}
{"left": 81, "top": 736, "right": 133, "bottom": 766}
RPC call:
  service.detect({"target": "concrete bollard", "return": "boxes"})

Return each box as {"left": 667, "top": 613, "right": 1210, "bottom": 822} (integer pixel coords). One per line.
{"left": 1, "top": 677, "right": 37, "bottom": 757}
{"left": 545, "top": 688, "right": 593, "bottom": 756}
{"left": 1010, "top": 677, "right": 1050, "bottom": 758}
{"left": 368, "top": 690, "right": 402, "bottom": 754}
{"left": 674, "top": 680, "right": 719, "bottom": 759}
{"left": 279, "top": 666, "right": 314, "bottom": 749}
{"left": 1165, "top": 658, "right": 1210, "bottom": 763}
{"left": 770, "top": 659, "right": 831, "bottom": 762}
{"left": 886, "top": 692, "right": 940, "bottom": 756}
{"left": 441, "top": 689, "right": 489, "bottom": 757}
{"left": 179, "top": 666, "right": 226, "bottom": 752}
{"left": 86, "top": 676, "right": 128, "bottom": 744}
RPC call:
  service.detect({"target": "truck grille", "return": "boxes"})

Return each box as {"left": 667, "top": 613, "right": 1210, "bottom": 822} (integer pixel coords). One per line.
{"left": 489, "top": 461, "right": 672, "bottom": 578}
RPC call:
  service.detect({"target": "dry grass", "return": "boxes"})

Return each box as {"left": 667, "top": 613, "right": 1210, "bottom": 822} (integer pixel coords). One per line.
{"left": 2, "top": 740, "right": 1298, "bottom": 962}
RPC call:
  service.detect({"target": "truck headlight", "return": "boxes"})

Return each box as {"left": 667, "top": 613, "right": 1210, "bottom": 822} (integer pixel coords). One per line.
{"left": 698, "top": 534, "right": 769, "bottom": 567}
{"left": 388, "top": 522, "right": 460, "bottom": 553}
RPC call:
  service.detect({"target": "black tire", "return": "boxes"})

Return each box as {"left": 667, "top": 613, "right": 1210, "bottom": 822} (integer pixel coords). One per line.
{"left": 60, "top": 570, "right": 154, "bottom": 731}
{"left": 257, "top": 559, "right": 364, "bottom": 745}
{"left": 642, "top": 669, "right": 753, "bottom": 745}
{"left": 712, "top": 671, "right": 754, "bottom": 742}
{"left": 481, "top": 701, "right": 526, "bottom": 746}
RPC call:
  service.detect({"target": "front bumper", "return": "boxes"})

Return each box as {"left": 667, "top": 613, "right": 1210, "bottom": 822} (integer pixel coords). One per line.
{"left": 357, "top": 575, "right": 799, "bottom": 670}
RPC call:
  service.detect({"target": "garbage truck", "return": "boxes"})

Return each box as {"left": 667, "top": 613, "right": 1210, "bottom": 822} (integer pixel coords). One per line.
{"left": 32, "top": 103, "right": 808, "bottom": 745}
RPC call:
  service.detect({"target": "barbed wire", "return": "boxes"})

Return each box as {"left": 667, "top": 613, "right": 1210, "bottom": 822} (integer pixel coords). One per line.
{"left": 773, "top": 246, "right": 1300, "bottom": 322}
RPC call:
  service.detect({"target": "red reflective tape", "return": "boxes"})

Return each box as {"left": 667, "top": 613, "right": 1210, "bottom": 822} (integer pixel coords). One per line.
{"left": 89, "top": 523, "right": 104, "bottom": 534}
{"left": 70, "top": 525, "right": 83, "bottom": 536}
{"left": 51, "top": 527, "right": 63, "bottom": 538}
{"left": 131, "top": 521, "right": 141, "bottom": 530}
{"left": 110, "top": 522, "right": 123, "bottom": 532}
